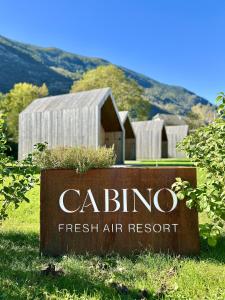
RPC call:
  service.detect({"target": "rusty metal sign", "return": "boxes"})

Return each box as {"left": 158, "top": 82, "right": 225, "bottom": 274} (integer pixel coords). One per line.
{"left": 40, "top": 167, "right": 199, "bottom": 256}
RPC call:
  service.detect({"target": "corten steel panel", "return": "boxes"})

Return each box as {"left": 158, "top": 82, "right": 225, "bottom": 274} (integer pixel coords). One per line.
{"left": 40, "top": 167, "right": 199, "bottom": 256}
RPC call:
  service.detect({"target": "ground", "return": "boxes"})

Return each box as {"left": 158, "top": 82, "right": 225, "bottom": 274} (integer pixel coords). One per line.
{"left": 0, "top": 161, "right": 224, "bottom": 300}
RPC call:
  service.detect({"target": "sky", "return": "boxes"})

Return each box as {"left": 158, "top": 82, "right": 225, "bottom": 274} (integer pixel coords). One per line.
{"left": 0, "top": 0, "right": 224, "bottom": 103}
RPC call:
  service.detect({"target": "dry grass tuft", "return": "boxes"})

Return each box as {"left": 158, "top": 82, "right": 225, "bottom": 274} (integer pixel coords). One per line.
{"left": 33, "top": 146, "right": 116, "bottom": 173}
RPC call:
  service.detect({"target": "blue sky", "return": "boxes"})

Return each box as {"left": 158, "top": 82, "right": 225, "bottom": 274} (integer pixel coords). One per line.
{"left": 0, "top": 0, "right": 224, "bottom": 103}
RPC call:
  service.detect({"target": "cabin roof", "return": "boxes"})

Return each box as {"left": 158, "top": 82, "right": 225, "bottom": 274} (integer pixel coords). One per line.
{"left": 132, "top": 120, "right": 165, "bottom": 132}
{"left": 118, "top": 111, "right": 129, "bottom": 124}
{"left": 119, "top": 111, "right": 135, "bottom": 139}
{"left": 21, "top": 88, "right": 112, "bottom": 114}
{"left": 165, "top": 125, "right": 189, "bottom": 136}
{"left": 153, "top": 113, "right": 186, "bottom": 126}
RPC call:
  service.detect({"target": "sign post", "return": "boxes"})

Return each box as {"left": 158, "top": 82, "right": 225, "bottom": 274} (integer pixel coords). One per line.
{"left": 40, "top": 167, "right": 199, "bottom": 256}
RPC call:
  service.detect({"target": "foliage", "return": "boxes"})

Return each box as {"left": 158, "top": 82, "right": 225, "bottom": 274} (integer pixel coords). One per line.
{"left": 33, "top": 144, "right": 116, "bottom": 173}
{"left": 0, "top": 114, "right": 38, "bottom": 223}
{"left": 0, "top": 92, "right": 5, "bottom": 103}
{"left": 172, "top": 92, "right": 225, "bottom": 246}
{"left": 71, "top": 65, "right": 151, "bottom": 120}
{"left": 0, "top": 82, "right": 48, "bottom": 141}
{"left": 185, "top": 103, "right": 216, "bottom": 129}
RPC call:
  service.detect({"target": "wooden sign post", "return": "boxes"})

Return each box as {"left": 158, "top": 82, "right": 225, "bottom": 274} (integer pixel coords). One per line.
{"left": 40, "top": 167, "right": 200, "bottom": 256}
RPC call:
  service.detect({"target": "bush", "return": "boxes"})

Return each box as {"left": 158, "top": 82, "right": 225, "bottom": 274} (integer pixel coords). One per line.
{"left": 0, "top": 114, "right": 38, "bottom": 222}
{"left": 33, "top": 144, "right": 116, "bottom": 173}
{"left": 172, "top": 92, "right": 225, "bottom": 246}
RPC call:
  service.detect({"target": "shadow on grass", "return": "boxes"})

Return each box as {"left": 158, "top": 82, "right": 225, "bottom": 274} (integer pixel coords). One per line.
{"left": 0, "top": 231, "right": 161, "bottom": 300}
{"left": 0, "top": 231, "right": 224, "bottom": 299}
{"left": 198, "top": 235, "right": 225, "bottom": 263}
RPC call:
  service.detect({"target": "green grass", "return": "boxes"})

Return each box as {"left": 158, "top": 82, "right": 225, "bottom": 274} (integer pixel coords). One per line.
{"left": 0, "top": 165, "right": 224, "bottom": 299}
{"left": 126, "top": 158, "right": 194, "bottom": 167}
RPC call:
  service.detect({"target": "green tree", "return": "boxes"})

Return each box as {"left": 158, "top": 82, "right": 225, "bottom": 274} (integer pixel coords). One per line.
{"left": 0, "top": 93, "right": 6, "bottom": 112}
{"left": 71, "top": 65, "right": 150, "bottom": 120}
{"left": 172, "top": 92, "right": 225, "bottom": 246}
{"left": 1, "top": 83, "right": 48, "bottom": 141}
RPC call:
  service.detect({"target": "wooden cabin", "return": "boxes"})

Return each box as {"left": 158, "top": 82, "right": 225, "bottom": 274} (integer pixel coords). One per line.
{"left": 132, "top": 120, "right": 168, "bottom": 160}
{"left": 165, "top": 125, "right": 189, "bottom": 158}
{"left": 119, "top": 111, "right": 136, "bottom": 160}
{"left": 19, "top": 88, "right": 125, "bottom": 164}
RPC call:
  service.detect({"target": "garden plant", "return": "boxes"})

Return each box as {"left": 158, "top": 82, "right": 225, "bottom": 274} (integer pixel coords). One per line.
{"left": 172, "top": 92, "right": 225, "bottom": 246}
{"left": 0, "top": 114, "right": 38, "bottom": 222}
{"left": 33, "top": 144, "right": 116, "bottom": 173}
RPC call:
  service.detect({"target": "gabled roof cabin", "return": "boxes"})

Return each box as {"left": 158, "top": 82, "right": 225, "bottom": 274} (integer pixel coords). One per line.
{"left": 132, "top": 120, "right": 168, "bottom": 159}
{"left": 19, "top": 88, "right": 125, "bottom": 164}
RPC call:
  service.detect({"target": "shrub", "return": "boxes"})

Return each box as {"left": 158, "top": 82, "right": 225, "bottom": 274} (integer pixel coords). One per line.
{"left": 172, "top": 92, "right": 225, "bottom": 246}
{"left": 0, "top": 114, "right": 38, "bottom": 222}
{"left": 33, "top": 144, "right": 116, "bottom": 173}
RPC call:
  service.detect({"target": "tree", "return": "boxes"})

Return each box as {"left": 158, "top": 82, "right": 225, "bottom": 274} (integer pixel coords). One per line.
{"left": 1, "top": 83, "right": 48, "bottom": 141}
{"left": 0, "top": 93, "right": 6, "bottom": 114}
{"left": 71, "top": 65, "right": 150, "bottom": 120}
{"left": 0, "top": 92, "right": 5, "bottom": 104}
{"left": 172, "top": 93, "right": 225, "bottom": 246}
{"left": 185, "top": 104, "right": 215, "bottom": 130}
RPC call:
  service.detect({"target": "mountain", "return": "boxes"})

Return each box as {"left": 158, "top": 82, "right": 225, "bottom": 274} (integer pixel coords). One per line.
{"left": 0, "top": 35, "right": 211, "bottom": 115}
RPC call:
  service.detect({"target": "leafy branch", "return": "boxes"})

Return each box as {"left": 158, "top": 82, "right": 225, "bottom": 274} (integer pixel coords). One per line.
{"left": 172, "top": 92, "right": 225, "bottom": 246}
{"left": 0, "top": 114, "right": 39, "bottom": 223}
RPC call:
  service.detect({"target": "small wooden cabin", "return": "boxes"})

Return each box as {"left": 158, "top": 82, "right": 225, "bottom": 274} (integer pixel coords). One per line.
{"left": 119, "top": 111, "right": 136, "bottom": 160}
{"left": 165, "top": 125, "right": 189, "bottom": 158}
{"left": 19, "top": 88, "right": 125, "bottom": 164}
{"left": 132, "top": 120, "right": 168, "bottom": 160}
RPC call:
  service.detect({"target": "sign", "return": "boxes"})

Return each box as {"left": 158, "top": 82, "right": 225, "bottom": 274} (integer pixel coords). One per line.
{"left": 40, "top": 167, "right": 200, "bottom": 255}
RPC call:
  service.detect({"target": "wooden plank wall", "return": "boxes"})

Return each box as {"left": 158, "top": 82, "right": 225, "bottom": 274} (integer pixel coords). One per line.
{"left": 166, "top": 125, "right": 189, "bottom": 158}
{"left": 104, "top": 131, "right": 124, "bottom": 164}
{"left": 133, "top": 124, "right": 163, "bottom": 160}
{"left": 19, "top": 108, "right": 98, "bottom": 160}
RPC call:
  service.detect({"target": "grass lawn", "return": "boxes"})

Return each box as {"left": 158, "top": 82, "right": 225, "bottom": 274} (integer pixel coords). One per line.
{"left": 125, "top": 158, "right": 194, "bottom": 167}
{"left": 0, "top": 165, "right": 224, "bottom": 299}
